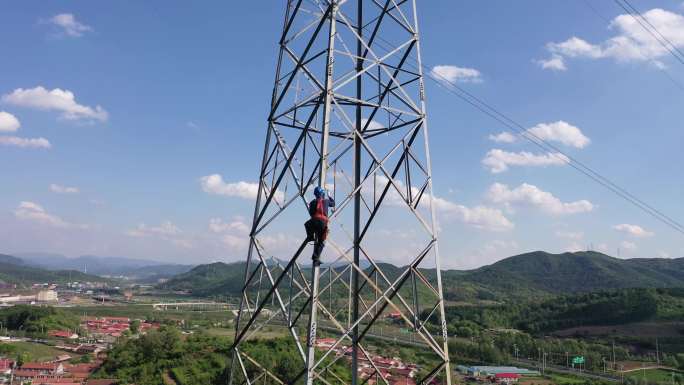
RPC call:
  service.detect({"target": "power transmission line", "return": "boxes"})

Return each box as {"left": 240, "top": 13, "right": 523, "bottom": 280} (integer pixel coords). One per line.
{"left": 423, "top": 67, "right": 684, "bottom": 236}
{"left": 364, "top": 34, "right": 684, "bottom": 236}
{"left": 612, "top": 0, "right": 684, "bottom": 66}
{"left": 581, "top": 0, "right": 684, "bottom": 92}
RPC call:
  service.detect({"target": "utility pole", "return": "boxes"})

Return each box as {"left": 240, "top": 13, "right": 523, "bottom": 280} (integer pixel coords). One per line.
{"left": 513, "top": 344, "right": 519, "bottom": 361}
{"left": 228, "top": 2, "right": 452, "bottom": 384}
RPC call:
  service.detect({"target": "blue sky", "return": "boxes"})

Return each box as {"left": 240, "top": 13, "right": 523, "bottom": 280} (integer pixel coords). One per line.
{"left": 1, "top": 1, "right": 683, "bottom": 268}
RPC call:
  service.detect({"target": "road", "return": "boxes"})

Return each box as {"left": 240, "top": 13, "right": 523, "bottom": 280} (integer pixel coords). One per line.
{"left": 512, "top": 358, "right": 621, "bottom": 382}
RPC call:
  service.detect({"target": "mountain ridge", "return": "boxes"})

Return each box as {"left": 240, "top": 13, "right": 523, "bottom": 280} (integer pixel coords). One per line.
{"left": 0, "top": 253, "right": 112, "bottom": 287}
{"left": 158, "top": 251, "right": 684, "bottom": 300}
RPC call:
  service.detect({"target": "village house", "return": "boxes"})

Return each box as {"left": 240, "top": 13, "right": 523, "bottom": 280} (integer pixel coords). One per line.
{"left": 49, "top": 330, "right": 79, "bottom": 340}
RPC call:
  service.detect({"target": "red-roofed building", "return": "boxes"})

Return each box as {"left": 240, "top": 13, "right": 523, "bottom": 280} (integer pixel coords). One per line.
{"left": 49, "top": 330, "right": 79, "bottom": 339}
{"left": 314, "top": 337, "right": 338, "bottom": 350}
{"left": 20, "top": 362, "right": 64, "bottom": 375}
{"left": 386, "top": 311, "right": 402, "bottom": 320}
{"left": 102, "top": 317, "right": 129, "bottom": 323}
{"left": 494, "top": 373, "right": 520, "bottom": 383}
{"left": 33, "top": 379, "right": 82, "bottom": 384}
{"left": 11, "top": 371, "right": 71, "bottom": 383}
{"left": 0, "top": 357, "right": 14, "bottom": 372}
{"left": 390, "top": 376, "right": 416, "bottom": 385}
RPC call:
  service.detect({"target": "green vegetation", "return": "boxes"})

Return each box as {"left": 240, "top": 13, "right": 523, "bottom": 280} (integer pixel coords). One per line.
{"left": 440, "top": 288, "right": 684, "bottom": 335}
{"left": 440, "top": 251, "right": 684, "bottom": 301}
{"left": 94, "top": 325, "right": 346, "bottom": 385}
{"left": 625, "top": 368, "right": 684, "bottom": 385}
{"left": 95, "top": 326, "right": 230, "bottom": 385}
{"left": 159, "top": 262, "right": 247, "bottom": 296}
{"left": 4, "top": 341, "right": 74, "bottom": 362}
{"left": 157, "top": 252, "right": 684, "bottom": 303}
{"left": 0, "top": 305, "right": 80, "bottom": 335}
{"left": 61, "top": 304, "right": 233, "bottom": 331}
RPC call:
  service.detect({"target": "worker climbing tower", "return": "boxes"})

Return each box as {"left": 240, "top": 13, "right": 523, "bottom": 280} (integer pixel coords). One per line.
{"left": 229, "top": 1, "right": 451, "bottom": 384}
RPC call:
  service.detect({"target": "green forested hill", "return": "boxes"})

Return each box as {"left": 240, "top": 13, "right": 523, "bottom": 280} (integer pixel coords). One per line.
{"left": 441, "top": 287, "right": 684, "bottom": 334}
{"left": 0, "top": 253, "right": 110, "bottom": 286}
{"left": 158, "top": 251, "right": 684, "bottom": 301}
{"left": 159, "top": 262, "right": 249, "bottom": 296}
{"left": 442, "top": 251, "right": 684, "bottom": 300}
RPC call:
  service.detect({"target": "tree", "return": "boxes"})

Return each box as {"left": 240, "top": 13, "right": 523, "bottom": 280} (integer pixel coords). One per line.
{"left": 130, "top": 320, "right": 140, "bottom": 335}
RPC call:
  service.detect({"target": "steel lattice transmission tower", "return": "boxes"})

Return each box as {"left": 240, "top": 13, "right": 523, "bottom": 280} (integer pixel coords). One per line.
{"left": 229, "top": 1, "right": 451, "bottom": 384}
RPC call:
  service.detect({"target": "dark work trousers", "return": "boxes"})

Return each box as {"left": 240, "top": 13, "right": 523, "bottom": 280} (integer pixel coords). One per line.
{"left": 304, "top": 218, "right": 328, "bottom": 265}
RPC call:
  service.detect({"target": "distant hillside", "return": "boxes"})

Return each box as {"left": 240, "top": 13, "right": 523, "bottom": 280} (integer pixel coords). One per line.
{"left": 121, "top": 264, "right": 195, "bottom": 282}
{"left": 14, "top": 252, "right": 194, "bottom": 281}
{"left": 158, "top": 262, "right": 248, "bottom": 296}
{"left": 0, "top": 253, "right": 110, "bottom": 287}
{"left": 158, "top": 251, "right": 684, "bottom": 300}
{"left": 442, "top": 251, "right": 684, "bottom": 301}
{"left": 0, "top": 253, "right": 25, "bottom": 266}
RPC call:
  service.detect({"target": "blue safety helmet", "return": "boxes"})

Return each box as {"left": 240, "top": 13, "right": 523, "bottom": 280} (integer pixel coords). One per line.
{"left": 313, "top": 186, "right": 325, "bottom": 198}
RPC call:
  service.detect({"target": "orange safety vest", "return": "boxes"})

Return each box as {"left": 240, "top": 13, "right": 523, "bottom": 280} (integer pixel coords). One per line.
{"left": 312, "top": 197, "right": 328, "bottom": 222}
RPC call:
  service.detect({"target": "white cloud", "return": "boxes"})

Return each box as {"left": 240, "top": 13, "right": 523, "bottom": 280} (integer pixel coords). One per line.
{"left": 488, "top": 121, "right": 590, "bottom": 149}
{"left": 548, "top": 37, "right": 604, "bottom": 59}
{"left": 565, "top": 242, "right": 585, "bottom": 252}
{"left": 434, "top": 197, "right": 514, "bottom": 232}
{"left": 556, "top": 230, "right": 584, "bottom": 240}
{"left": 361, "top": 118, "right": 384, "bottom": 131}
{"left": 430, "top": 65, "right": 483, "bottom": 84}
{"left": 200, "top": 174, "right": 284, "bottom": 202}
{"left": 209, "top": 217, "right": 250, "bottom": 234}
{"left": 482, "top": 149, "right": 569, "bottom": 173}
{"left": 620, "top": 240, "right": 637, "bottom": 251}
{"left": 220, "top": 233, "right": 248, "bottom": 251}
{"left": 372, "top": 175, "right": 513, "bottom": 231}
{"left": 542, "top": 9, "right": 684, "bottom": 69}
{"left": 207, "top": 217, "right": 295, "bottom": 256}
{"left": 14, "top": 201, "right": 84, "bottom": 229}
{"left": 487, "top": 182, "right": 594, "bottom": 215}
{"left": 488, "top": 132, "right": 517, "bottom": 143}
{"left": 0, "top": 111, "right": 20, "bottom": 132}
{"left": 126, "top": 221, "right": 182, "bottom": 238}
{"left": 456, "top": 240, "right": 520, "bottom": 269}
{"left": 613, "top": 223, "right": 654, "bottom": 237}
{"left": 2, "top": 86, "right": 108, "bottom": 122}
{"left": 49, "top": 183, "right": 79, "bottom": 194}
{"left": 49, "top": 13, "right": 92, "bottom": 37}
{"left": 526, "top": 121, "right": 591, "bottom": 148}
{"left": 0, "top": 136, "right": 51, "bottom": 149}
{"left": 537, "top": 55, "right": 567, "bottom": 71}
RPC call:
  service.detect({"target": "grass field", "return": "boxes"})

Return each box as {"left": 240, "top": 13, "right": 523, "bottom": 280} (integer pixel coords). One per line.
{"left": 625, "top": 368, "right": 681, "bottom": 383}
{"left": 62, "top": 304, "right": 233, "bottom": 325}
{"left": 546, "top": 373, "right": 589, "bottom": 384}
{"left": 205, "top": 326, "right": 289, "bottom": 341}
{"left": 518, "top": 377, "right": 554, "bottom": 385}
{"left": 3, "top": 341, "right": 81, "bottom": 362}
